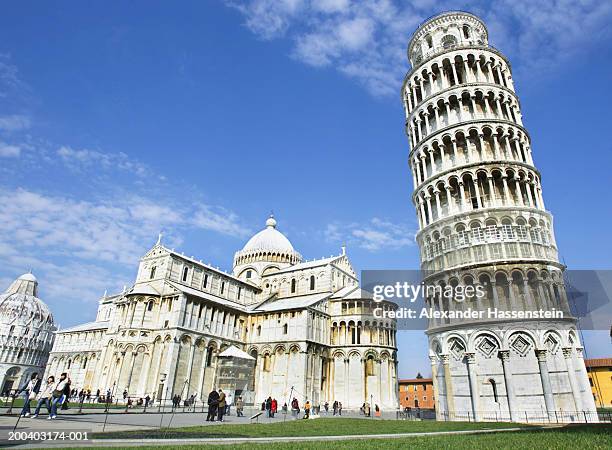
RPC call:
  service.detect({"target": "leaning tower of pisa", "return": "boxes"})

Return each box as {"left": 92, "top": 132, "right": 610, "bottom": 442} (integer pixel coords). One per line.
{"left": 402, "top": 12, "right": 597, "bottom": 421}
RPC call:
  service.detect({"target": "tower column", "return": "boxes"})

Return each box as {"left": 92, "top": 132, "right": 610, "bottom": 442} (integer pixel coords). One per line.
{"left": 536, "top": 349, "right": 555, "bottom": 416}
{"left": 441, "top": 354, "right": 455, "bottom": 418}
{"left": 465, "top": 352, "right": 480, "bottom": 420}
{"left": 499, "top": 350, "right": 517, "bottom": 421}
{"left": 562, "top": 347, "right": 583, "bottom": 412}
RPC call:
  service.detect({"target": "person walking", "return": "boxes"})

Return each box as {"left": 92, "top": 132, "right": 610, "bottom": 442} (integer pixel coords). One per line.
{"left": 338, "top": 401, "right": 343, "bottom": 416}
{"left": 144, "top": 394, "right": 151, "bottom": 408}
{"left": 303, "top": 400, "right": 311, "bottom": 419}
{"left": 332, "top": 400, "right": 338, "bottom": 416}
{"left": 236, "top": 396, "right": 244, "bottom": 417}
{"left": 324, "top": 401, "right": 329, "bottom": 415}
{"left": 206, "top": 389, "right": 219, "bottom": 421}
{"left": 217, "top": 389, "right": 226, "bottom": 422}
{"left": 271, "top": 398, "right": 277, "bottom": 418}
{"left": 364, "top": 401, "right": 371, "bottom": 417}
{"left": 31, "top": 376, "right": 54, "bottom": 418}
{"left": 265, "top": 396, "right": 272, "bottom": 418}
{"left": 60, "top": 375, "right": 71, "bottom": 411}
{"left": 18, "top": 373, "right": 40, "bottom": 417}
{"left": 49, "top": 373, "right": 69, "bottom": 419}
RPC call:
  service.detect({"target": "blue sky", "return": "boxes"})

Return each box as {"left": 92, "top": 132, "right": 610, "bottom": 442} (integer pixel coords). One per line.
{"left": 1, "top": 0, "right": 611, "bottom": 377}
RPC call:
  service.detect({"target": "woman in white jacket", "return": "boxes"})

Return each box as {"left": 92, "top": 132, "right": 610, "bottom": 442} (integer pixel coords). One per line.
{"left": 31, "top": 376, "right": 55, "bottom": 418}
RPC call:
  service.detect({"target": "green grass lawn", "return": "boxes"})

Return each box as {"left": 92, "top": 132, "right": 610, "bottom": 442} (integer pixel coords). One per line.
{"left": 95, "top": 417, "right": 529, "bottom": 439}
{"left": 57, "top": 424, "right": 612, "bottom": 450}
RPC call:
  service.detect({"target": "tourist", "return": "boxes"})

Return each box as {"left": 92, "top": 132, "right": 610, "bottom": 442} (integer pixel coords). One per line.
{"left": 49, "top": 373, "right": 69, "bottom": 419}
{"left": 60, "top": 374, "right": 71, "bottom": 410}
{"left": 265, "top": 396, "right": 272, "bottom": 418}
{"left": 217, "top": 389, "right": 226, "bottom": 422}
{"left": 18, "top": 373, "right": 40, "bottom": 417}
{"left": 304, "top": 400, "right": 311, "bottom": 419}
{"left": 235, "top": 396, "right": 244, "bottom": 417}
{"left": 95, "top": 389, "right": 100, "bottom": 402}
{"left": 332, "top": 400, "right": 338, "bottom": 416}
{"left": 338, "top": 401, "right": 343, "bottom": 416}
{"left": 364, "top": 401, "right": 371, "bottom": 417}
{"left": 31, "top": 376, "right": 54, "bottom": 418}
{"left": 271, "top": 398, "right": 277, "bottom": 417}
{"left": 291, "top": 397, "right": 299, "bottom": 417}
{"left": 144, "top": 394, "right": 151, "bottom": 408}
{"left": 225, "top": 392, "right": 233, "bottom": 415}
{"left": 324, "top": 401, "right": 329, "bottom": 415}
{"left": 206, "top": 389, "right": 219, "bottom": 421}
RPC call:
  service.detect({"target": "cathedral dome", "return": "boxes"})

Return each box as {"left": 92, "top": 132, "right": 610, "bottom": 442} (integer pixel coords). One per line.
{"left": 233, "top": 215, "right": 302, "bottom": 273}
{"left": 242, "top": 215, "right": 295, "bottom": 253}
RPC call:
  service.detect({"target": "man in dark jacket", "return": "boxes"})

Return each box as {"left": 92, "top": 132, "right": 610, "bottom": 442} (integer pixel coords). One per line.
{"left": 206, "top": 389, "right": 220, "bottom": 421}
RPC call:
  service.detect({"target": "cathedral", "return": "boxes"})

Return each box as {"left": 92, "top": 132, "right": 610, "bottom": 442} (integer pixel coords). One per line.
{"left": 45, "top": 216, "right": 399, "bottom": 409}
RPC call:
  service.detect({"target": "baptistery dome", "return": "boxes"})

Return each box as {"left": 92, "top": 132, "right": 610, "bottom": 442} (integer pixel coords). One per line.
{"left": 0, "top": 273, "right": 56, "bottom": 395}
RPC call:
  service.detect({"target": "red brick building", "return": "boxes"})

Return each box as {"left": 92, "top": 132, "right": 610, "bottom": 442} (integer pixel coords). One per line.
{"left": 399, "top": 377, "right": 435, "bottom": 410}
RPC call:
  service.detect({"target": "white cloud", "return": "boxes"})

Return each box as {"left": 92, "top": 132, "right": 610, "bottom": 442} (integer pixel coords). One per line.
{"left": 0, "top": 188, "right": 250, "bottom": 266}
{"left": 56, "top": 146, "right": 151, "bottom": 177}
{"left": 0, "top": 114, "right": 31, "bottom": 132}
{"left": 325, "top": 217, "right": 415, "bottom": 251}
{"left": 0, "top": 142, "right": 20, "bottom": 157}
{"left": 193, "top": 205, "right": 252, "bottom": 238}
{"left": 228, "top": 0, "right": 612, "bottom": 96}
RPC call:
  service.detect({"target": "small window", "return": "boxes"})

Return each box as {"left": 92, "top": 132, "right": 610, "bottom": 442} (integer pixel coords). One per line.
{"left": 257, "top": 325, "right": 262, "bottom": 336}
{"left": 463, "top": 25, "right": 470, "bottom": 39}
{"left": 246, "top": 270, "right": 252, "bottom": 279}
{"left": 310, "top": 275, "right": 315, "bottom": 291}
{"left": 198, "top": 304, "right": 204, "bottom": 319}
{"left": 150, "top": 266, "right": 156, "bottom": 279}
{"left": 283, "top": 323, "right": 288, "bottom": 334}
{"left": 147, "top": 301, "right": 154, "bottom": 312}
{"left": 425, "top": 34, "right": 433, "bottom": 48}
{"left": 221, "top": 282, "right": 225, "bottom": 295}
{"left": 182, "top": 267, "right": 189, "bottom": 282}
{"left": 291, "top": 279, "right": 296, "bottom": 293}
{"left": 164, "top": 320, "right": 169, "bottom": 328}
{"left": 237, "top": 287, "right": 242, "bottom": 300}
{"left": 203, "top": 274, "right": 209, "bottom": 288}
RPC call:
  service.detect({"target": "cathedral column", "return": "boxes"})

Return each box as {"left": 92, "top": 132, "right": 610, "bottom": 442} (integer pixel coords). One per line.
{"left": 185, "top": 343, "right": 196, "bottom": 393}
{"left": 499, "top": 350, "right": 517, "bottom": 421}
{"left": 164, "top": 338, "right": 181, "bottom": 400}
{"left": 125, "top": 351, "right": 138, "bottom": 394}
{"left": 562, "top": 347, "right": 583, "bottom": 412}
{"left": 137, "top": 351, "right": 152, "bottom": 396}
{"left": 536, "top": 349, "right": 556, "bottom": 416}
{"left": 198, "top": 346, "right": 212, "bottom": 396}
{"left": 465, "top": 352, "right": 480, "bottom": 420}
{"left": 441, "top": 354, "right": 455, "bottom": 417}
